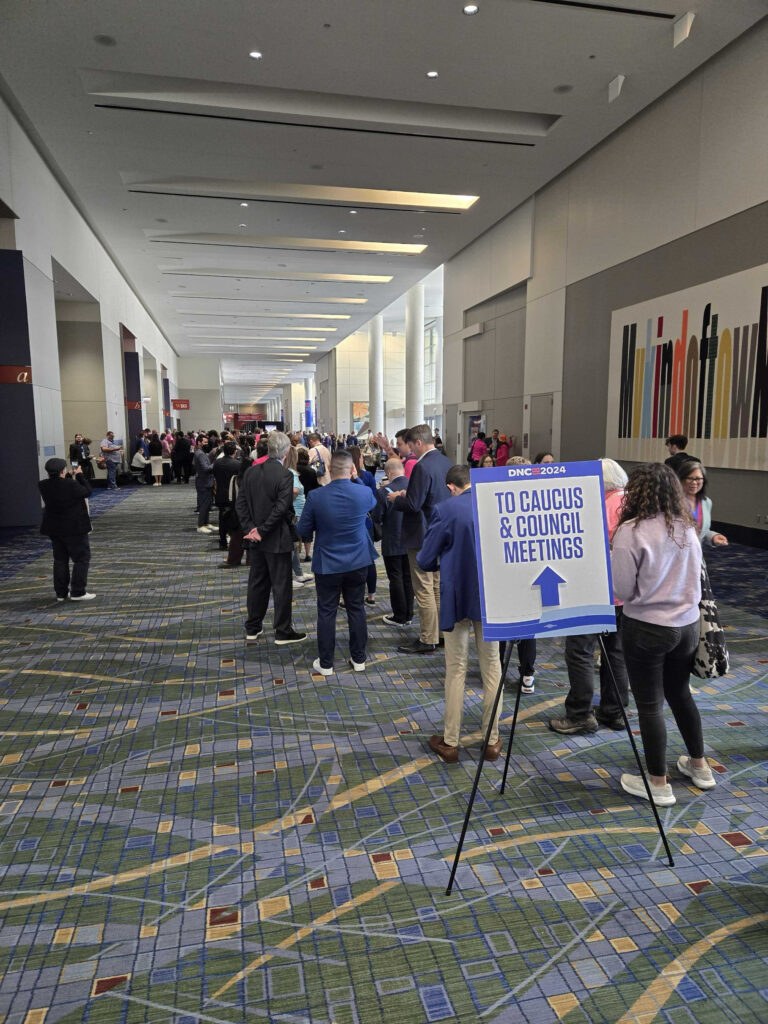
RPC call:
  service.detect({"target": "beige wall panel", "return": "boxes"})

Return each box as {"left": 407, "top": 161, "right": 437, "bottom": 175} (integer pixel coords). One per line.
{"left": 524, "top": 289, "right": 566, "bottom": 396}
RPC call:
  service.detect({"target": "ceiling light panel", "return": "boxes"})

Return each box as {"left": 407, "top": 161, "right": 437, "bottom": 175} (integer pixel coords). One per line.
{"left": 161, "top": 269, "right": 392, "bottom": 283}
{"left": 170, "top": 293, "right": 366, "bottom": 304}
{"left": 130, "top": 176, "right": 478, "bottom": 212}
{"left": 175, "top": 309, "right": 350, "bottom": 319}
{"left": 152, "top": 233, "right": 426, "bottom": 254}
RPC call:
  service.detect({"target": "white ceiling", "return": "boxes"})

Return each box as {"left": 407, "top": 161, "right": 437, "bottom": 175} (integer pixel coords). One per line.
{"left": 1, "top": 0, "right": 765, "bottom": 402}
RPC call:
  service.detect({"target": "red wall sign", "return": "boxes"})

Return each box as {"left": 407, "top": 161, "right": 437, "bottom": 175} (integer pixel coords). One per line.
{"left": 0, "top": 364, "right": 32, "bottom": 384}
{"left": 172, "top": 398, "right": 190, "bottom": 410}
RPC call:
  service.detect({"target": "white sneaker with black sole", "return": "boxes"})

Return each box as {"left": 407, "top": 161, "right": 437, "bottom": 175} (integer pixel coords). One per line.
{"left": 521, "top": 675, "right": 535, "bottom": 694}
{"left": 381, "top": 615, "right": 412, "bottom": 627}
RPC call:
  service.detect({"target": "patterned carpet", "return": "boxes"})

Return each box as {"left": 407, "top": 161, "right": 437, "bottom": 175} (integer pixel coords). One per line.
{"left": 0, "top": 483, "right": 767, "bottom": 1024}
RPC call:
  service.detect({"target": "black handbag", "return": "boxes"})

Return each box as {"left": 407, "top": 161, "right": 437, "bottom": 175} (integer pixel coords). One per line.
{"left": 692, "top": 562, "right": 729, "bottom": 679}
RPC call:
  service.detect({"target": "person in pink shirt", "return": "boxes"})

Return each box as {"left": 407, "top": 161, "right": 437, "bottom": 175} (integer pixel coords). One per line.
{"left": 550, "top": 458, "right": 631, "bottom": 736}
{"left": 495, "top": 434, "right": 510, "bottom": 466}
{"left": 468, "top": 432, "right": 488, "bottom": 467}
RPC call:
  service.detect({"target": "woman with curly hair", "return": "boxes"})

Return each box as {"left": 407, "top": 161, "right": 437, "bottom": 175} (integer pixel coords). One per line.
{"left": 611, "top": 462, "right": 714, "bottom": 806}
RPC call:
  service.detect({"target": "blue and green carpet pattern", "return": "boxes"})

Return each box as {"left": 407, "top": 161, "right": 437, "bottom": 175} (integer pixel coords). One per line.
{"left": 0, "top": 485, "right": 766, "bottom": 1023}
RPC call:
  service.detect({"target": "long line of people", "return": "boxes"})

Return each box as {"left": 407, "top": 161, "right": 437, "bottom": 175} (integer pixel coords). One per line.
{"left": 47, "top": 421, "right": 728, "bottom": 809}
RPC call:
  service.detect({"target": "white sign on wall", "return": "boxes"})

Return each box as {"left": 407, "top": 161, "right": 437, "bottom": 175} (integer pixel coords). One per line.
{"left": 606, "top": 263, "right": 768, "bottom": 471}
{"left": 472, "top": 461, "right": 616, "bottom": 641}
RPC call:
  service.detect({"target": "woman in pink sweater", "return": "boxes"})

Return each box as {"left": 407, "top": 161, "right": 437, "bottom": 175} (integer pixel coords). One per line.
{"left": 611, "top": 463, "right": 712, "bottom": 807}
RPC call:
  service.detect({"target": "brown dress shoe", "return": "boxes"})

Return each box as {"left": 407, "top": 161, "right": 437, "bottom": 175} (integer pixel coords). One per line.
{"left": 428, "top": 734, "right": 459, "bottom": 764}
{"left": 484, "top": 738, "right": 503, "bottom": 761}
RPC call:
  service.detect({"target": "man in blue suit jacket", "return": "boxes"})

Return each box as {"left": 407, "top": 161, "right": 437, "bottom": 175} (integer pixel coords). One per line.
{"left": 297, "top": 450, "right": 377, "bottom": 674}
{"left": 417, "top": 465, "right": 503, "bottom": 764}
{"left": 388, "top": 424, "right": 451, "bottom": 654}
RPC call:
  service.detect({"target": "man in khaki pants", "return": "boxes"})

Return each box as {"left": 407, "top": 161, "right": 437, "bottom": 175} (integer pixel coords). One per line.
{"left": 387, "top": 424, "right": 452, "bottom": 654}
{"left": 417, "top": 464, "right": 503, "bottom": 763}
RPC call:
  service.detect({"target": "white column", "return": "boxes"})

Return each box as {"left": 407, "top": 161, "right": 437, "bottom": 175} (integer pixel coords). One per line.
{"left": 368, "top": 315, "right": 384, "bottom": 435}
{"left": 434, "top": 316, "right": 443, "bottom": 408}
{"left": 405, "top": 282, "right": 425, "bottom": 426}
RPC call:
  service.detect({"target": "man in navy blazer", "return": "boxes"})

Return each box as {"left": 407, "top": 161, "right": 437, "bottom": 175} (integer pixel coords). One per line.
{"left": 417, "top": 464, "right": 503, "bottom": 764}
{"left": 297, "top": 450, "right": 377, "bottom": 674}
{"left": 387, "top": 424, "right": 451, "bottom": 654}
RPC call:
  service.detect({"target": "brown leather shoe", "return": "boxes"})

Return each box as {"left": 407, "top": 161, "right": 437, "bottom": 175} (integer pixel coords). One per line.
{"left": 428, "top": 734, "right": 459, "bottom": 764}
{"left": 484, "top": 738, "right": 503, "bottom": 761}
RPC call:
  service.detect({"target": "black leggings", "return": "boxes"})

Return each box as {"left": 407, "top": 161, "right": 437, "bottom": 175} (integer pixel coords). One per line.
{"left": 621, "top": 615, "right": 702, "bottom": 777}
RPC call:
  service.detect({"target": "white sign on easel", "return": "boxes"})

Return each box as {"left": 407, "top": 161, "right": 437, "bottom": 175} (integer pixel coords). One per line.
{"left": 471, "top": 461, "right": 616, "bottom": 641}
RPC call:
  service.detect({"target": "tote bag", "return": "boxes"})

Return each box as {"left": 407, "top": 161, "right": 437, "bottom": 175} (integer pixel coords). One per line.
{"left": 692, "top": 562, "right": 729, "bottom": 679}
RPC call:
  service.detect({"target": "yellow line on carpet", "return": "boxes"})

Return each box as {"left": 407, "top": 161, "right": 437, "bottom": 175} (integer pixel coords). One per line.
{"left": 0, "top": 756, "right": 431, "bottom": 911}
{"left": 451, "top": 825, "right": 693, "bottom": 863}
{"left": 211, "top": 881, "right": 399, "bottom": 998}
{"left": 615, "top": 912, "right": 768, "bottom": 1024}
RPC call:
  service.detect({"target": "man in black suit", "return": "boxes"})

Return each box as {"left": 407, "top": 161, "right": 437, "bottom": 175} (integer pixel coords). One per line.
{"left": 372, "top": 457, "right": 414, "bottom": 627}
{"left": 387, "top": 424, "right": 452, "bottom": 653}
{"left": 212, "top": 441, "right": 241, "bottom": 551}
{"left": 38, "top": 458, "right": 95, "bottom": 602}
{"left": 235, "top": 431, "right": 307, "bottom": 645}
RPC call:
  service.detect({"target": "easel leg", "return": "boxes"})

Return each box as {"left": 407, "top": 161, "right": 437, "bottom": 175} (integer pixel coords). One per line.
{"left": 445, "top": 641, "right": 514, "bottom": 896}
{"left": 597, "top": 634, "right": 675, "bottom": 867}
{"left": 499, "top": 643, "right": 523, "bottom": 796}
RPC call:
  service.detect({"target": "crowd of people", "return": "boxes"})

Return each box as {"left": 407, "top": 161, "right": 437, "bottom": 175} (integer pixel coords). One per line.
{"left": 39, "top": 422, "right": 726, "bottom": 809}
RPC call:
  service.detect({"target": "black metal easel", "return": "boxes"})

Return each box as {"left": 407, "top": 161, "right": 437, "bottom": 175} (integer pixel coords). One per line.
{"left": 445, "top": 632, "right": 674, "bottom": 896}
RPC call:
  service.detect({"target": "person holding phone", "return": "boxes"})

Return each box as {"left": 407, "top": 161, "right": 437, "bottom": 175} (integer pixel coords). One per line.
{"left": 39, "top": 458, "right": 95, "bottom": 602}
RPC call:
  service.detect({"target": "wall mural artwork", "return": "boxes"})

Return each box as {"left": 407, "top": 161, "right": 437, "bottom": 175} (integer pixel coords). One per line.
{"left": 606, "top": 263, "right": 768, "bottom": 471}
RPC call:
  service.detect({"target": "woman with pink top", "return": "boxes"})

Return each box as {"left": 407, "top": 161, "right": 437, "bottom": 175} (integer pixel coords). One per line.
{"left": 550, "top": 459, "right": 630, "bottom": 735}
{"left": 611, "top": 462, "right": 713, "bottom": 807}
{"left": 468, "top": 432, "right": 488, "bottom": 467}
{"left": 495, "top": 434, "right": 510, "bottom": 466}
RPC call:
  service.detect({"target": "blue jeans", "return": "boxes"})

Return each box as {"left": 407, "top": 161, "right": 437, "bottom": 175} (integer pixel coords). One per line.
{"left": 106, "top": 461, "right": 118, "bottom": 488}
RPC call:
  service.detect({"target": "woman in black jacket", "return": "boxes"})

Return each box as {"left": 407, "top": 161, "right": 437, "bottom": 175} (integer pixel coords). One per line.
{"left": 68, "top": 434, "right": 94, "bottom": 479}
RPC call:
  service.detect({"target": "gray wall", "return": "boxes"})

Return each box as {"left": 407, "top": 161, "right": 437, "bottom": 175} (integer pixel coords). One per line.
{"left": 561, "top": 199, "right": 768, "bottom": 534}
{"left": 463, "top": 283, "right": 527, "bottom": 455}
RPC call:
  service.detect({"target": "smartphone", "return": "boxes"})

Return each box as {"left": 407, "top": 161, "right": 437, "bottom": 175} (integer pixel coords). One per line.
{"left": 71, "top": 461, "right": 79, "bottom": 468}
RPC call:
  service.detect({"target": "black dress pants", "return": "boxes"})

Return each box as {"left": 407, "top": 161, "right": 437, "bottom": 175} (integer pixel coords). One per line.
{"left": 315, "top": 567, "right": 368, "bottom": 668}
{"left": 51, "top": 534, "right": 90, "bottom": 598}
{"left": 245, "top": 547, "right": 293, "bottom": 637}
{"left": 383, "top": 554, "right": 414, "bottom": 623}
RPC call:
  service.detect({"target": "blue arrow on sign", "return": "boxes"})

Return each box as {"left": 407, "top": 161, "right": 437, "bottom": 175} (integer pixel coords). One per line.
{"left": 532, "top": 566, "right": 566, "bottom": 607}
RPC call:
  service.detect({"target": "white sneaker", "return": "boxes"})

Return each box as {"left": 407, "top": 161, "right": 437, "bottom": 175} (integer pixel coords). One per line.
{"left": 348, "top": 658, "right": 366, "bottom": 672}
{"left": 56, "top": 596, "right": 68, "bottom": 602}
{"left": 312, "top": 658, "right": 333, "bottom": 677}
{"left": 70, "top": 592, "right": 96, "bottom": 602}
{"left": 677, "top": 755, "right": 716, "bottom": 790}
{"left": 295, "top": 574, "right": 314, "bottom": 583}
{"left": 245, "top": 629, "right": 263, "bottom": 640}
{"left": 620, "top": 773, "right": 676, "bottom": 806}
{"left": 521, "top": 675, "right": 535, "bottom": 694}
{"left": 197, "top": 526, "right": 214, "bottom": 534}
{"left": 292, "top": 579, "right": 306, "bottom": 589}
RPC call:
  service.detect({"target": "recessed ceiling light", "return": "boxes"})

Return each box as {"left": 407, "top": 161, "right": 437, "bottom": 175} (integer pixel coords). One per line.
{"left": 426, "top": 70, "right": 439, "bottom": 79}
{"left": 240, "top": 202, "right": 249, "bottom": 208}
{"left": 338, "top": 229, "right": 346, "bottom": 235}
{"left": 238, "top": 223, "right": 247, "bottom": 228}
{"left": 249, "top": 50, "right": 263, "bottom": 60}
{"left": 349, "top": 209, "right": 357, "bottom": 215}
{"left": 463, "top": 3, "right": 479, "bottom": 13}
